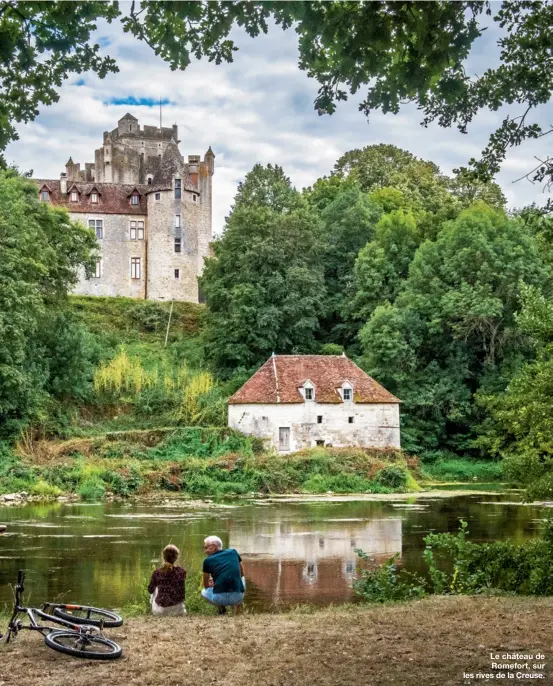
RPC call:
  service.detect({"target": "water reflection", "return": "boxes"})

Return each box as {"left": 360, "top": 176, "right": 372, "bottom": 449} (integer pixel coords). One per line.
{"left": 0, "top": 493, "right": 547, "bottom": 612}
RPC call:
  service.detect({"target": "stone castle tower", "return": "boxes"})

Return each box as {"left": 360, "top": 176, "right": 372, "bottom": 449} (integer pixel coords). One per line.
{"left": 35, "top": 113, "right": 214, "bottom": 303}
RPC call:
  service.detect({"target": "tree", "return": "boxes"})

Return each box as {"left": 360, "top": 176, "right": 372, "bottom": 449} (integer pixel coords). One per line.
{"left": 0, "top": 169, "right": 97, "bottom": 436}
{"left": 314, "top": 183, "right": 381, "bottom": 346}
{"left": 358, "top": 204, "right": 549, "bottom": 454}
{"left": 199, "top": 165, "right": 325, "bottom": 377}
{"left": 350, "top": 209, "right": 419, "bottom": 326}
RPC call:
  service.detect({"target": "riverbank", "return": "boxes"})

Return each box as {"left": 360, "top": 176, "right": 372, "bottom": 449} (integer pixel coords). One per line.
{"left": 1, "top": 596, "right": 551, "bottom": 685}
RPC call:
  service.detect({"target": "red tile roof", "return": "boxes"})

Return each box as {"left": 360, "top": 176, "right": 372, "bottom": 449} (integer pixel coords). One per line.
{"left": 228, "top": 355, "right": 400, "bottom": 405}
{"left": 34, "top": 180, "right": 149, "bottom": 215}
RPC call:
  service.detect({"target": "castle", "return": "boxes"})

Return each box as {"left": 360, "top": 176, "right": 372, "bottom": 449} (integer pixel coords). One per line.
{"left": 35, "top": 113, "right": 214, "bottom": 302}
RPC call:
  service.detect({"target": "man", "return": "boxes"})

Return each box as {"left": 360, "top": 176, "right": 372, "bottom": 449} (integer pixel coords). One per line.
{"left": 201, "top": 535, "right": 245, "bottom": 615}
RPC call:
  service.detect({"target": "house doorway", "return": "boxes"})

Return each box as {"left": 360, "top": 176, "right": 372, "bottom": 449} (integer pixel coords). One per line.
{"left": 278, "top": 427, "right": 290, "bottom": 451}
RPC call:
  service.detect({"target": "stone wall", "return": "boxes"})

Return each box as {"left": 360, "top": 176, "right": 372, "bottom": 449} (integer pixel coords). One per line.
{"left": 146, "top": 188, "right": 204, "bottom": 301}
{"left": 228, "top": 402, "right": 401, "bottom": 452}
{"left": 71, "top": 212, "right": 147, "bottom": 298}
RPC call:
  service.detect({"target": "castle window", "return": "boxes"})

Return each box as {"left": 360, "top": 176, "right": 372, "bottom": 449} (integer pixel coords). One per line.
{"left": 40, "top": 190, "right": 49, "bottom": 202}
{"left": 88, "top": 219, "right": 103, "bottom": 240}
{"left": 317, "top": 415, "right": 323, "bottom": 424}
{"left": 155, "top": 193, "right": 160, "bottom": 201}
{"left": 130, "top": 193, "right": 139, "bottom": 206}
{"left": 174, "top": 269, "right": 180, "bottom": 279}
{"left": 130, "top": 221, "right": 145, "bottom": 240}
{"left": 193, "top": 195, "right": 197, "bottom": 202}
{"left": 70, "top": 190, "right": 78, "bottom": 202}
{"left": 88, "top": 258, "right": 102, "bottom": 279}
{"left": 131, "top": 257, "right": 141, "bottom": 279}
{"left": 175, "top": 214, "right": 180, "bottom": 228}
{"left": 174, "top": 237, "right": 182, "bottom": 253}
{"left": 174, "top": 179, "right": 181, "bottom": 199}
{"left": 343, "top": 388, "right": 352, "bottom": 401}
{"left": 91, "top": 192, "right": 98, "bottom": 204}
{"left": 348, "top": 416, "right": 354, "bottom": 424}
{"left": 148, "top": 178, "right": 152, "bottom": 185}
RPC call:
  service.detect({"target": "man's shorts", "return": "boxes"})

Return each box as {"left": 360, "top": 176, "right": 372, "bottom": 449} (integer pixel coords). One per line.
{"left": 201, "top": 577, "right": 246, "bottom": 607}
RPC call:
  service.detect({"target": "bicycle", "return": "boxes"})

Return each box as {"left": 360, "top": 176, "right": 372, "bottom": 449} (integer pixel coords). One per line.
{"left": 1, "top": 570, "right": 123, "bottom": 659}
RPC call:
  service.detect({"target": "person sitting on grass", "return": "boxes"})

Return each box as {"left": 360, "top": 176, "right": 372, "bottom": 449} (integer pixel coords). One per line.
{"left": 201, "top": 535, "right": 245, "bottom": 615}
{"left": 148, "top": 544, "right": 186, "bottom": 617}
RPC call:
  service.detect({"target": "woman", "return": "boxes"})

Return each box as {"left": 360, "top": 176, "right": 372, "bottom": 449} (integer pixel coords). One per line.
{"left": 148, "top": 544, "right": 186, "bottom": 616}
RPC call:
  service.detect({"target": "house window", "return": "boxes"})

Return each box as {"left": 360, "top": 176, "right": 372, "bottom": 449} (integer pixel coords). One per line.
{"left": 174, "top": 269, "right": 180, "bottom": 279}
{"left": 175, "top": 214, "right": 180, "bottom": 228}
{"left": 130, "top": 193, "right": 139, "bottom": 206}
{"left": 174, "top": 237, "right": 182, "bottom": 253}
{"left": 305, "top": 388, "right": 314, "bottom": 401}
{"left": 348, "top": 416, "right": 354, "bottom": 424}
{"left": 91, "top": 192, "right": 98, "bottom": 204}
{"left": 88, "top": 219, "right": 103, "bottom": 239}
{"left": 131, "top": 257, "right": 141, "bottom": 279}
{"left": 155, "top": 192, "right": 160, "bottom": 201}
{"left": 40, "top": 190, "right": 49, "bottom": 201}
{"left": 317, "top": 416, "right": 323, "bottom": 424}
{"left": 130, "top": 221, "right": 144, "bottom": 240}
{"left": 343, "top": 388, "right": 352, "bottom": 401}
{"left": 174, "top": 178, "right": 181, "bottom": 199}
{"left": 71, "top": 190, "right": 78, "bottom": 202}
{"left": 278, "top": 427, "right": 290, "bottom": 451}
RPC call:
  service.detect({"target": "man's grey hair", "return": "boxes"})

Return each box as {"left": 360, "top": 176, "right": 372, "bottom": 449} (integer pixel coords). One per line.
{"left": 204, "top": 535, "right": 223, "bottom": 550}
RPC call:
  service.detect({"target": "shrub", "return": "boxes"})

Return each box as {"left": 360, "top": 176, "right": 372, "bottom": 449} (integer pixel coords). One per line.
{"left": 374, "top": 465, "right": 409, "bottom": 489}
{"left": 78, "top": 477, "right": 106, "bottom": 501}
{"left": 31, "top": 480, "right": 62, "bottom": 497}
{"left": 353, "top": 551, "right": 426, "bottom": 602}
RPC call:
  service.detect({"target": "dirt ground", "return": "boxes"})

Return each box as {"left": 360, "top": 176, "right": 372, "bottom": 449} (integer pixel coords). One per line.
{"left": 1, "top": 596, "right": 552, "bottom": 686}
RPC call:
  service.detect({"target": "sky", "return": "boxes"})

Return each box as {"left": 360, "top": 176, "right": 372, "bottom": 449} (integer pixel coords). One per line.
{"left": 6, "top": 5, "right": 553, "bottom": 236}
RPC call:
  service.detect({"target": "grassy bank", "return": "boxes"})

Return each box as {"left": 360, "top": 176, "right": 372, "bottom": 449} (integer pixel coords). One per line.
{"left": 0, "top": 429, "right": 420, "bottom": 499}
{"left": 421, "top": 457, "right": 504, "bottom": 483}
{"left": 1, "top": 596, "right": 551, "bottom": 685}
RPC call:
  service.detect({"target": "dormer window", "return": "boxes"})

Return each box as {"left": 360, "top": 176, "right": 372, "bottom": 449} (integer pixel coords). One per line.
{"left": 40, "top": 190, "right": 49, "bottom": 202}
{"left": 91, "top": 192, "right": 98, "bottom": 204}
{"left": 71, "top": 190, "right": 78, "bottom": 202}
{"left": 343, "top": 387, "right": 353, "bottom": 401}
{"left": 130, "top": 193, "right": 139, "bottom": 206}
{"left": 303, "top": 381, "right": 315, "bottom": 402}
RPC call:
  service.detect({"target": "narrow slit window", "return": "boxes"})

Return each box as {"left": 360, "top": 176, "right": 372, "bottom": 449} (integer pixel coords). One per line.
{"left": 174, "top": 178, "right": 181, "bottom": 199}
{"left": 348, "top": 416, "right": 354, "bottom": 424}
{"left": 174, "top": 237, "right": 182, "bottom": 253}
{"left": 131, "top": 257, "right": 141, "bottom": 279}
{"left": 130, "top": 221, "right": 136, "bottom": 240}
{"left": 317, "top": 415, "right": 323, "bottom": 424}
{"left": 91, "top": 259, "right": 101, "bottom": 279}
{"left": 137, "top": 221, "right": 144, "bottom": 240}
{"left": 155, "top": 192, "right": 161, "bottom": 201}
{"left": 174, "top": 269, "right": 180, "bottom": 279}
{"left": 175, "top": 214, "right": 180, "bottom": 228}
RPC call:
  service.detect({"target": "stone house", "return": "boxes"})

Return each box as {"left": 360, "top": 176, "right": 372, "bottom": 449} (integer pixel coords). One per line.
{"left": 34, "top": 113, "right": 214, "bottom": 303}
{"left": 228, "top": 354, "right": 401, "bottom": 452}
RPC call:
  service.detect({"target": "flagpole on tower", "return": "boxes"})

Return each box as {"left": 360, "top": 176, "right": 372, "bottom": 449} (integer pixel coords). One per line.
{"left": 159, "top": 97, "right": 162, "bottom": 128}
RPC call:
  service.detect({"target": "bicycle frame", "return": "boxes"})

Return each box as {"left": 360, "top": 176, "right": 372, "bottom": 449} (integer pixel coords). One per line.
{"left": 3, "top": 572, "right": 100, "bottom": 644}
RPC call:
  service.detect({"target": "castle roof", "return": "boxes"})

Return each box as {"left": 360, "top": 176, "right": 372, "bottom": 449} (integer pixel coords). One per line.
{"left": 33, "top": 180, "right": 148, "bottom": 215}
{"left": 119, "top": 112, "right": 138, "bottom": 121}
{"left": 149, "top": 139, "right": 197, "bottom": 192}
{"left": 228, "top": 355, "right": 400, "bottom": 405}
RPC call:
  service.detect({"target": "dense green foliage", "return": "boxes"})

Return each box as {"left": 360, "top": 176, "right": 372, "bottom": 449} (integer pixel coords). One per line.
{"left": 0, "top": 170, "right": 97, "bottom": 437}
{"left": 354, "top": 519, "right": 553, "bottom": 603}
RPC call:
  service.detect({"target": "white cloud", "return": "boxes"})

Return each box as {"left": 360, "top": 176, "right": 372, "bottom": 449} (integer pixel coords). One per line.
{"left": 6, "top": 14, "right": 553, "bottom": 234}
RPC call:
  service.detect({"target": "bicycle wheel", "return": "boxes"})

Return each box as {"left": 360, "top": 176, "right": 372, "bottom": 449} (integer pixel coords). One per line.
{"left": 44, "top": 630, "right": 122, "bottom": 660}
{"left": 53, "top": 605, "right": 123, "bottom": 628}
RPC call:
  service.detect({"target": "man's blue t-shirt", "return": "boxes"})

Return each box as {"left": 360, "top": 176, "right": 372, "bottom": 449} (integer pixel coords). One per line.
{"left": 202, "top": 548, "right": 244, "bottom": 594}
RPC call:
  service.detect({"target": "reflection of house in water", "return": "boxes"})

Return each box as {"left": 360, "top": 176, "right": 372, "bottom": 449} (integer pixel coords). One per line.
{"left": 230, "top": 519, "right": 402, "bottom": 608}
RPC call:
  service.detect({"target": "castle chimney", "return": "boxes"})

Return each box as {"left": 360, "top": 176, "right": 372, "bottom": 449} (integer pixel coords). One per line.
{"left": 60, "top": 172, "right": 67, "bottom": 195}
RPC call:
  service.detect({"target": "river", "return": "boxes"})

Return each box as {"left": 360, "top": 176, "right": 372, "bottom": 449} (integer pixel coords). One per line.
{"left": 0, "top": 491, "right": 548, "bottom": 612}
